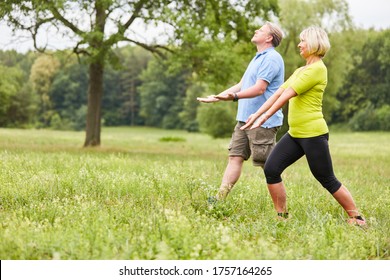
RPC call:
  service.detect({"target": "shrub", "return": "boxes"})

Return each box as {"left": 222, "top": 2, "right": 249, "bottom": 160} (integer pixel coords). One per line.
{"left": 376, "top": 104, "right": 390, "bottom": 131}
{"left": 349, "top": 103, "right": 390, "bottom": 131}
{"left": 197, "top": 103, "right": 236, "bottom": 138}
{"left": 159, "top": 136, "right": 186, "bottom": 142}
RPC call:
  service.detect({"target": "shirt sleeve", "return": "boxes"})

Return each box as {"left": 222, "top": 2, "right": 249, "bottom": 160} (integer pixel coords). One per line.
{"left": 281, "top": 68, "right": 300, "bottom": 89}
{"left": 256, "top": 57, "right": 281, "bottom": 83}
{"left": 290, "top": 65, "right": 326, "bottom": 95}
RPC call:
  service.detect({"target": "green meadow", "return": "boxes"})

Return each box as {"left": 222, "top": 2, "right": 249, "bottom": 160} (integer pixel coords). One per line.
{"left": 0, "top": 127, "right": 389, "bottom": 260}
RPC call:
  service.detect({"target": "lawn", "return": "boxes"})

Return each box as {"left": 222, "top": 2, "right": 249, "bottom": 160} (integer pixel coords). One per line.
{"left": 0, "top": 127, "right": 389, "bottom": 259}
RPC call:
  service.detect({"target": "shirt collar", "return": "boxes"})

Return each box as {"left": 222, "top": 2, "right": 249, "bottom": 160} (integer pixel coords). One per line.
{"left": 255, "top": 47, "right": 274, "bottom": 58}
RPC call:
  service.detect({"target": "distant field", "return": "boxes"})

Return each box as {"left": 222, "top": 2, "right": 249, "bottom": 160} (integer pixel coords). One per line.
{"left": 0, "top": 127, "right": 389, "bottom": 259}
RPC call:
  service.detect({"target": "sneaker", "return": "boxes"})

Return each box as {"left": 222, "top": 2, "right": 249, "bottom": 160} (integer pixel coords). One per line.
{"left": 207, "top": 196, "right": 219, "bottom": 210}
{"left": 347, "top": 215, "right": 367, "bottom": 227}
{"left": 207, "top": 196, "right": 217, "bottom": 206}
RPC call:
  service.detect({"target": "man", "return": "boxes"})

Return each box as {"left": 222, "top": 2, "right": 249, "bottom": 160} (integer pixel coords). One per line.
{"left": 197, "top": 22, "right": 285, "bottom": 201}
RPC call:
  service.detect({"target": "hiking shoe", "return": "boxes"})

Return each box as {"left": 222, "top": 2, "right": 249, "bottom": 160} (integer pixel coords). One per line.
{"left": 207, "top": 196, "right": 217, "bottom": 205}
{"left": 277, "top": 212, "right": 289, "bottom": 221}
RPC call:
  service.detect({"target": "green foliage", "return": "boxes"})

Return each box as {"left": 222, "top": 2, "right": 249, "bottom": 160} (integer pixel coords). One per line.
{"left": 278, "top": 0, "right": 351, "bottom": 74}
{"left": 159, "top": 136, "right": 186, "bottom": 142}
{"left": 0, "top": 50, "right": 36, "bottom": 76}
{"left": 162, "top": 0, "right": 279, "bottom": 44}
{"left": 177, "top": 39, "right": 253, "bottom": 89}
{"left": 2, "top": 0, "right": 280, "bottom": 146}
{"left": 49, "top": 113, "right": 73, "bottom": 131}
{"left": 335, "top": 29, "right": 390, "bottom": 126}
{"left": 1, "top": 0, "right": 390, "bottom": 136}
{"left": 49, "top": 58, "right": 88, "bottom": 129}
{"left": 278, "top": 0, "right": 353, "bottom": 123}
{"left": 0, "top": 64, "right": 35, "bottom": 127}
{"left": 29, "top": 54, "right": 61, "bottom": 127}
{"left": 0, "top": 127, "right": 389, "bottom": 259}
{"left": 0, "top": 50, "right": 37, "bottom": 127}
{"left": 349, "top": 103, "right": 390, "bottom": 131}
{"left": 179, "top": 83, "right": 202, "bottom": 132}
{"left": 115, "top": 47, "right": 152, "bottom": 126}
{"left": 139, "top": 57, "right": 189, "bottom": 129}
{"left": 197, "top": 102, "right": 236, "bottom": 138}
{"left": 48, "top": 46, "right": 151, "bottom": 129}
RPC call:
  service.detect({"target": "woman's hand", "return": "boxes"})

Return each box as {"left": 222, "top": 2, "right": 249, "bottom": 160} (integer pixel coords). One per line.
{"left": 240, "top": 114, "right": 268, "bottom": 130}
{"left": 240, "top": 114, "right": 257, "bottom": 130}
{"left": 196, "top": 95, "right": 220, "bottom": 103}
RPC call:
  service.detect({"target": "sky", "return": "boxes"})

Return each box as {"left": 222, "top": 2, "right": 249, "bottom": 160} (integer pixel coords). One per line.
{"left": 346, "top": 0, "right": 390, "bottom": 29}
{"left": 0, "top": 0, "right": 389, "bottom": 53}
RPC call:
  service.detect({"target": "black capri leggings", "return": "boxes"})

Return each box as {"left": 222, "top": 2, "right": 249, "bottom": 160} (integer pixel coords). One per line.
{"left": 264, "top": 133, "right": 342, "bottom": 194}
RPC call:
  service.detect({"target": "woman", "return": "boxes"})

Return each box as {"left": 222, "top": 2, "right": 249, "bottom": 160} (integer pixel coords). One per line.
{"left": 241, "top": 26, "right": 366, "bottom": 226}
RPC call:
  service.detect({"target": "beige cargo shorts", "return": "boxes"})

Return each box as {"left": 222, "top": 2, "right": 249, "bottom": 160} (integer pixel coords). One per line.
{"left": 228, "top": 122, "right": 279, "bottom": 168}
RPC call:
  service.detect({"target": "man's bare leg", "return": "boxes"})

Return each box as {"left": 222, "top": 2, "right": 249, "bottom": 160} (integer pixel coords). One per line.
{"left": 216, "top": 156, "right": 244, "bottom": 200}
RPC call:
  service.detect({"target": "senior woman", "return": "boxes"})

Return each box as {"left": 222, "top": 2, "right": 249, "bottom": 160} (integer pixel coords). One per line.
{"left": 241, "top": 26, "right": 366, "bottom": 226}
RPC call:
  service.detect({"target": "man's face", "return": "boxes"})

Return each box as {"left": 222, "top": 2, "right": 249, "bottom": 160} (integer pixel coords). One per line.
{"left": 251, "top": 25, "right": 271, "bottom": 45}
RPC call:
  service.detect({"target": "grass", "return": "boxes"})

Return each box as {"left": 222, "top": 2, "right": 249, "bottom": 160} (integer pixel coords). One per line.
{"left": 0, "top": 127, "right": 389, "bottom": 260}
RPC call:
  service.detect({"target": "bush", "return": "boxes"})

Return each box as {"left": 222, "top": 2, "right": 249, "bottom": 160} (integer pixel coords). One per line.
{"left": 349, "top": 103, "right": 390, "bottom": 131}
{"left": 72, "top": 105, "right": 87, "bottom": 131}
{"left": 376, "top": 105, "right": 390, "bottom": 131}
{"left": 50, "top": 113, "right": 73, "bottom": 131}
{"left": 197, "top": 102, "right": 236, "bottom": 138}
{"left": 159, "top": 136, "right": 186, "bottom": 142}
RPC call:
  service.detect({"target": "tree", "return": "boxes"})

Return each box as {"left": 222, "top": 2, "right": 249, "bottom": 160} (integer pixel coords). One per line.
{"left": 138, "top": 57, "right": 189, "bottom": 129}
{"left": 49, "top": 57, "right": 89, "bottom": 130}
{"left": 115, "top": 46, "right": 151, "bottom": 126}
{"left": 279, "top": 0, "right": 352, "bottom": 75}
{"left": 0, "top": 65, "right": 24, "bottom": 126}
{"left": 29, "top": 54, "right": 60, "bottom": 127}
{"left": 179, "top": 79, "right": 207, "bottom": 132}
{"left": 335, "top": 29, "right": 390, "bottom": 129}
{"left": 1, "top": 0, "right": 278, "bottom": 146}
{"left": 0, "top": 50, "right": 37, "bottom": 127}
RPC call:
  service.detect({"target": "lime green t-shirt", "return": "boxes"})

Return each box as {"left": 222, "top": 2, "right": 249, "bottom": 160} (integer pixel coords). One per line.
{"left": 281, "top": 60, "right": 329, "bottom": 138}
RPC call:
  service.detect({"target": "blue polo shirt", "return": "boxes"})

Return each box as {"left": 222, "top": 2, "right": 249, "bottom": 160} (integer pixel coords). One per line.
{"left": 236, "top": 47, "right": 284, "bottom": 128}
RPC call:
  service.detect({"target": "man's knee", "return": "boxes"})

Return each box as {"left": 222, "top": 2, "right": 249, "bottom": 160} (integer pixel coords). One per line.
{"left": 228, "top": 155, "right": 244, "bottom": 164}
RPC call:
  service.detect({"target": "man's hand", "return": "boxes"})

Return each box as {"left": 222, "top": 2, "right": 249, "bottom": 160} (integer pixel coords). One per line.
{"left": 215, "top": 92, "right": 235, "bottom": 101}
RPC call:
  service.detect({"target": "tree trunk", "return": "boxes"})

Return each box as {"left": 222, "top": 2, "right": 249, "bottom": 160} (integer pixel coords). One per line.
{"left": 84, "top": 61, "right": 104, "bottom": 147}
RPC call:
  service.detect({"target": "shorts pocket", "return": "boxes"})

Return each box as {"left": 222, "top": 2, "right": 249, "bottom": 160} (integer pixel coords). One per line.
{"left": 251, "top": 139, "right": 275, "bottom": 166}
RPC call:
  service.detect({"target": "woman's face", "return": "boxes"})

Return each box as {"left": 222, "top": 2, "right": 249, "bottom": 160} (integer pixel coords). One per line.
{"left": 298, "top": 37, "right": 309, "bottom": 58}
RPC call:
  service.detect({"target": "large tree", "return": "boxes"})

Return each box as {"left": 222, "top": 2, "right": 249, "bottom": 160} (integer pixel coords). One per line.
{"left": 1, "top": 0, "right": 279, "bottom": 146}
{"left": 29, "top": 54, "right": 60, "bottom": 127}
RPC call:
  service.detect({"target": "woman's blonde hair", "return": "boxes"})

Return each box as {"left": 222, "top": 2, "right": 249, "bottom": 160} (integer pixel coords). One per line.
{"left": 300, "top": 26, "right": 330, "bottom": 57}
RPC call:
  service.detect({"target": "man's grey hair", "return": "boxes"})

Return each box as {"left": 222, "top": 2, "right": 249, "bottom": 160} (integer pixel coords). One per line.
{"left": 265, "top": 22, "right": 284, "bottom": 47}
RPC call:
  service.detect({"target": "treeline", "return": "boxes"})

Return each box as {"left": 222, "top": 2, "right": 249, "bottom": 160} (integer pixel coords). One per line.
{"left": 1, "top": 27, "right": 389, "bottom": 136}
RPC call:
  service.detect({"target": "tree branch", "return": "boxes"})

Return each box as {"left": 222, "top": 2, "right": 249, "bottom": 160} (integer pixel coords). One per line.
{"left": 121, "top": 37, "right": 173, "bottom": 58}
{"left": 43, "top": 0, "right": 85, "bottom": 36}
{"left": 29, "top": 16, "right": 56, "bottom": 52}
{"left": 122, "top": 0, "right": 149, "bottom": 30}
